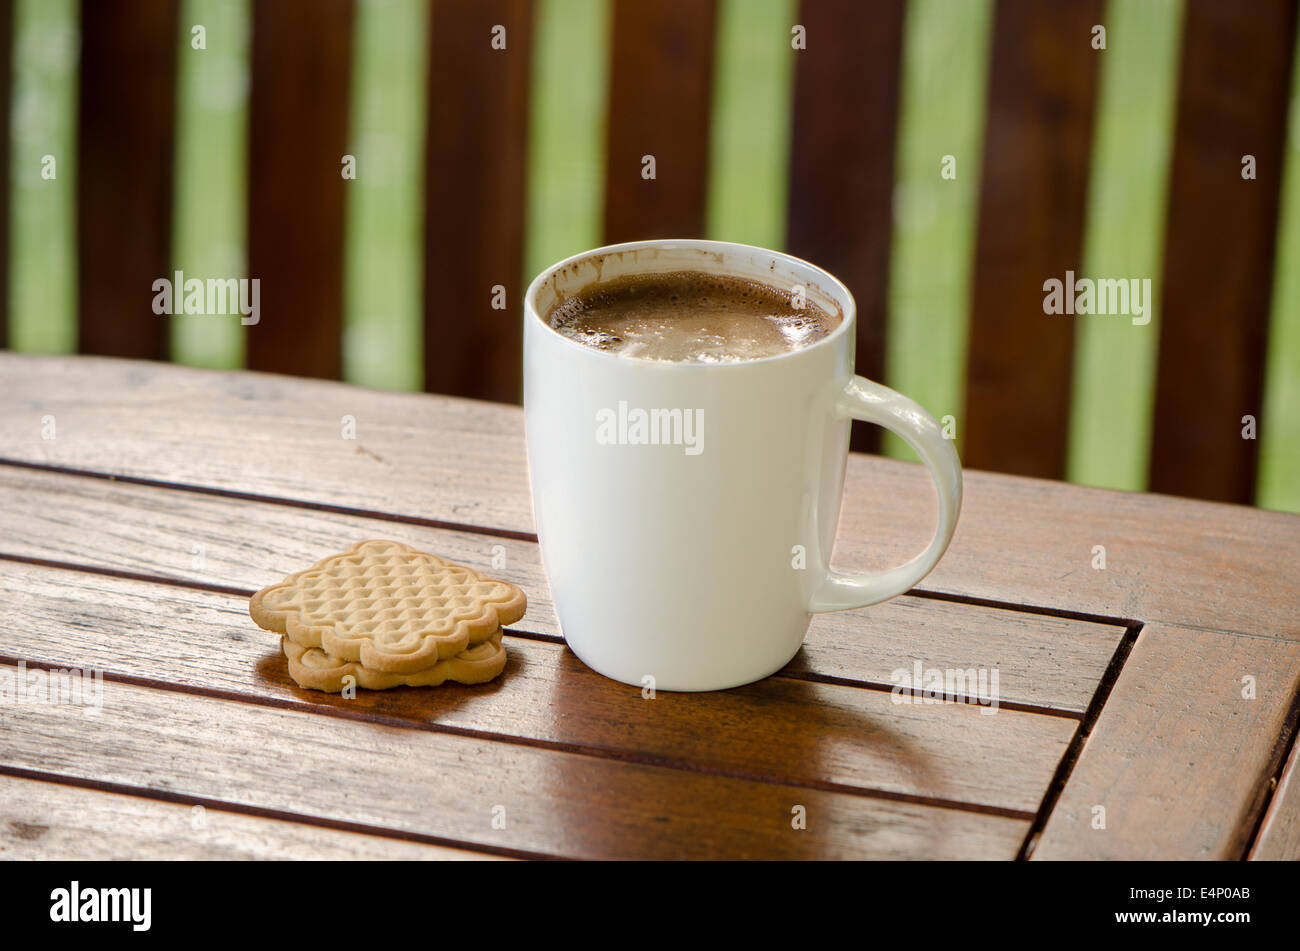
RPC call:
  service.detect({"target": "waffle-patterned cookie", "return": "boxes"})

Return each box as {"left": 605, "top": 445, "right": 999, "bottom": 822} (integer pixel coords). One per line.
{"left": 282, "top": 631, "right": 508, "bottom": 693}
{"left": 249, "top": 540, "right": 526, "bottom": 673}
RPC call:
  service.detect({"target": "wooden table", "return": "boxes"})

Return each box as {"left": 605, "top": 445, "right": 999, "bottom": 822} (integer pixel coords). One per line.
{"left": 1, "top": 353, "right": 1297, "bottom": 860}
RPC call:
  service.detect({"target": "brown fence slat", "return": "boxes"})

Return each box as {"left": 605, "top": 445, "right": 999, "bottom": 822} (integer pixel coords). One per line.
{"left": 423, "top": 0, "right": 533, "bottom": 403}
{"left": 0, "top": 0, "right": 10, "bottom": 350}
{"left": 603, "top": 0, "right": 717, "bottom": 243}
{"left": 76, "top": 0, "right": 178, "bottom": 360}
{"left": 786, "top": 0, "right": 904, "bottom": 453}
{"left": 1149, "top": 0, "right": 1298, "bottom": 503}
{"left": 963, "top": 0, "right": 1103, "bottom": 478}
{"left": 246, "top": 0, "right": 355, "bottom": 379}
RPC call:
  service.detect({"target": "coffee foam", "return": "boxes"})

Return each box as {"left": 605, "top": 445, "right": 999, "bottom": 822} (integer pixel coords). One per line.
{"left": 546, "top": 271, "right": 842, "bottom": 363}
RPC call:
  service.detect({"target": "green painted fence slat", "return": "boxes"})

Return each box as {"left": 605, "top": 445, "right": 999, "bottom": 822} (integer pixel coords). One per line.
{"left": 170, "top": 0, "right": 251, "bottom": 371}
{"left": 522, "top": 0, "right": 611, "bottom": 290}
{"left": 705, "top": 0, "right": 797, "bottom": 251}
{"left": 8, "top": 0, "right": 77, "bottom": 354}
{"left": 1257, "top": 15, "right": 1300, "bottom": 513}
{"left": 883, "top": 0, "right": 994, "bottom": 462}
{"left": 342, "top": 0, "right": 428, "bottom": 391}
{"left": 1067, "top": 0, "right": 1184, "bottom": 494}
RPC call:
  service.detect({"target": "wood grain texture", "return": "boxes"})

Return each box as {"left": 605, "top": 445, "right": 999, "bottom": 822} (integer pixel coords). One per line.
{"left": 0, "top": 559, "right": 1075, "bottom": 815}
{"left": 247, "top": 0, "right": 354, "bottom": 378}
{"left": 0, "top": 773, "right": 501, "bottom": 860}
{"left": 1250, "top": 728, "right": 1300, "bottom": 859}
{"left": 4, "top": 357, "right": 1297, "bottom": 858}
{"left": 1031, "top": 624, "right": 1300, "bottom": 860}
{"left": 0, "top": 662, "right": 1030, "bottom": 859}
{"left": 0, "top": 464, "right": 1125, "bottom": 712}
{"left": 963, "top": 0, "right": 1103, "bottom": 479}
{"left": 0, "top": 0, "right": 11, "bottom": 351}
{"left": 786, "top": 0, "right": 904, "bottom": 453}
{"left": 76, "top": 0, "right": 178, "bottom": 360}
{"left": 2, "top": 355, "right": 1295, "bottom": 641}
{"left": 424, "top": 0, "right": 533, "bottom": 403}
{"left": 835, "top": 451, "right": 1300, "bottom": 642}
{"left": 1149, "top": 0, "right": 1298, "bottom": 503}
{"left": 603, "top": 0, "right": 717, "bottom": 242}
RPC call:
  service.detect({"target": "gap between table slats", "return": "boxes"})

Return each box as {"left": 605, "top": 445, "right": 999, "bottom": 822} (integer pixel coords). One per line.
{"left": 1246, "top": 676, "right": 1300, "bottom": 860}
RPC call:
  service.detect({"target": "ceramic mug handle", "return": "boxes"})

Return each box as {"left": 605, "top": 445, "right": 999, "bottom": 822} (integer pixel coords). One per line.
{"left": 808, "top": 376, "right": 963, "bottom": 612}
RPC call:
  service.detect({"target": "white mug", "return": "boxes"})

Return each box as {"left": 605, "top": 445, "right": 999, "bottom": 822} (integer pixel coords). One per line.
{"left": 523, "top": 240, "right": 962, "bottom": 691}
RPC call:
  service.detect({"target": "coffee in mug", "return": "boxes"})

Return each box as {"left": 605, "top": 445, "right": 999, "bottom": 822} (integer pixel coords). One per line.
{"left": 545, "top": 271, "right": 842, "bottom": 363}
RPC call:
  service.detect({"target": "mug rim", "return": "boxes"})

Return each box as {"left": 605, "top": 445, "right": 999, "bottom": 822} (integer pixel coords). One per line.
{"left": 523, "top": 239, "right": 858, "bottom": 367}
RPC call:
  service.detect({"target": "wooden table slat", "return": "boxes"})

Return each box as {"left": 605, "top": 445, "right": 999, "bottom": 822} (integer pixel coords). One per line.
{"left": 2, "top": 355, "right": 1295, "bottom": 641}
{"left": 3, "top": 353, "right": 1296, "bottom": 859}
{"left": 0, "top": 559, "right": 1075, "bottom": 816}
{"left": 1249, "top": 725, "right": 1300, "bottom": 860}
{"left": 0, "top": 662, "right": 1030, "bottom": 860}
{"left": 0, "top": 464, "right": 1127, "bottom": 713}
{"left": 0, "top": 773, "right": 502, "bottom": 860}
{"left": 1030, "top": 624, "right": 1300, "bottom": 860}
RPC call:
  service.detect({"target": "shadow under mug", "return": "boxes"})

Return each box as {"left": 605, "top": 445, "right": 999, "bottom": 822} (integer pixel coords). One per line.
{"left": 523, "top": 240, "right": 962, "bottom": 691}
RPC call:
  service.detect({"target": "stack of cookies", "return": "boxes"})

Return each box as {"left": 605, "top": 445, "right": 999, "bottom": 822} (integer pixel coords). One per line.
{"left": 249, "top": 540, "right": 527, "bottom": 693}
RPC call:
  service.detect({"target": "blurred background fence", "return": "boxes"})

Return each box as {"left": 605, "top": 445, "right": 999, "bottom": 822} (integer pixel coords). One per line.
{"left": 5, "top": 0, "right": 1299, "bottom": 512}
